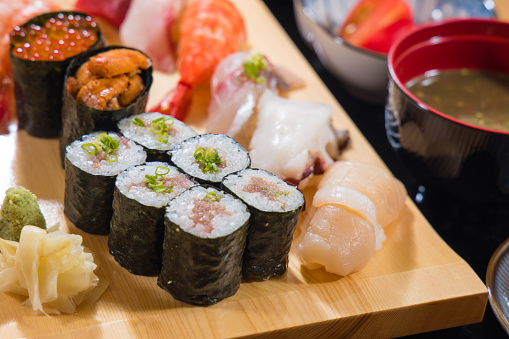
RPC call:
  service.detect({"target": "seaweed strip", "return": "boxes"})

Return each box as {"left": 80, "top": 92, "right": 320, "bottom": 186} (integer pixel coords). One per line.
{"left": 108, "top": 186, "right": 165, "bottom": 276}
{"left": 10, "top": 11, "right": 105, "bottom": 138}
{"left": 222, "top": 173, "right": 304, "bottom": 279}
{"left": 59, "top": 46, "right": 153, "bottom": 166}
{"left": 64, "top": 157, "right": 116, "bottom": 235}
{"left": 157, "top": 187, "right": 249, "bottom": 306}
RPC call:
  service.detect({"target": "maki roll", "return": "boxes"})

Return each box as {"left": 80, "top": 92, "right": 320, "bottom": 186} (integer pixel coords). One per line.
{"left": 170, "top": 133, "right": 250, "bottom": 187}
{"left": 109, "top": 162, "right": 197, "bottom": 275}
{"left": 222, "top": 168, "right": 305, "bottom": 279}
{"left": 60, "top": 46, "right": 153, "bottom": 166}
{"left": 118, "top": 112, "right": 197, "bottom": 162}
{"left": 64, "top": 131, "right": 147, "bottom": 234}
{"left": 158, "top": 185, "right": 250, "bottom": 306}
{"left": 10, "top": 11, "right": 105, "bottom": 138}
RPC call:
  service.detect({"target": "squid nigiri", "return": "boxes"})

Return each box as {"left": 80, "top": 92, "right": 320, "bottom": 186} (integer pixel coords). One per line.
{"left": 295, "top": 160, "right": 407, "bottom": 276}
{"left": 119, "top": 0, "right": 184, "bottom": 73}
{"left": 150, "top": 0, "right": 247, "bottom": 121}
{"left": 248, "top": 90, "right": 345, "bottom": 187}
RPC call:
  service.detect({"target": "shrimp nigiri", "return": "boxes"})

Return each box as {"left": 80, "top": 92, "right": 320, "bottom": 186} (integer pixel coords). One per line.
{"left": 150, "top": 0, "right": 247, "bottom": 121}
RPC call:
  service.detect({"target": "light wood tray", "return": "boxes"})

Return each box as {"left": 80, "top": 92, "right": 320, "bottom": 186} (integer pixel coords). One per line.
{"left": 0, "top": 1, "right": 489, "bottom": 337}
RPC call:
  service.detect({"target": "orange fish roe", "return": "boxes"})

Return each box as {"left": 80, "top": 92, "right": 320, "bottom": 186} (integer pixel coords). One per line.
{"left": 10, "top": 13, "right": 99, "bottom": 61}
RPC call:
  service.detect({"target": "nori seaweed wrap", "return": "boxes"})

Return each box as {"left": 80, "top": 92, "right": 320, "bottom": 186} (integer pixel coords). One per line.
{"left": 10, "top": 11, "right": 105, "bottom": 138}
{"left": 108, "top": 162, "right": 197, "bottom": 275}
{"left": 117, "top": 112, "right": 197, "bottom": 162}
{"left": 222, "top": 168, "right": 305, "bottom": 279}
{"left": 170, "top": 133, "right": 250, "bottom": 187}
{"left": 157, "top": 185, "right": 250, "bottom": 306}
{"left": 64, "top": 131, "right": 146, "bottom": 234}
{"left": 60, "top": 46, "right": 153, "bottom": 166}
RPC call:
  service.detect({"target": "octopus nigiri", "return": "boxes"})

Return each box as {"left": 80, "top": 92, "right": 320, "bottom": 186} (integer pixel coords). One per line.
{"left": 248, "top": 90, "right": 346, "bottom": 187}
{"left": 119, "top": 0, "right": 184, "bottom": 73}
{"left": 151, "top": 0, "right": 247, "bottom": 121}
{"left": 295, "top": 160, "right": 407, "bottom": 276}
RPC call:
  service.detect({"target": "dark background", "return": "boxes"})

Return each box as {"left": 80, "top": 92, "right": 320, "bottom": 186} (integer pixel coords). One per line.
{"left": 262, "top": 1, "right": 509, "bottom": 338}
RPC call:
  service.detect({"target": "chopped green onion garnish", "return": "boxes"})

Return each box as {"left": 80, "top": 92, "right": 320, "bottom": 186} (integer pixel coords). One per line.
{"left": 81, "top": 143, "right": 97, "bottom": 155}
{"left": 157, "top": 132, "right": 169, "bottom": 143}
{"left": 132, "top": 117, "right": 145, "bottom": 127}
{"left": 194, "top": 147, "right": 222, "bottom": 174}
{"left": 204, "top": 190, "right": 222, "bottom": 202}
{"left": 81, "top": 133, "right": 120, "bottom": 162}
{"left": 145, "top": 166, "right": 174, "bottom": 193}
{"left": 236, "top": 53, "right": 269, "bottom": 85}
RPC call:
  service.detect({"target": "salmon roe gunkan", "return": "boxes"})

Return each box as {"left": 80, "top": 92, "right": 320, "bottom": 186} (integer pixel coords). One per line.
{"left": 10, "top": 13, "right": 99, "bottom": 61}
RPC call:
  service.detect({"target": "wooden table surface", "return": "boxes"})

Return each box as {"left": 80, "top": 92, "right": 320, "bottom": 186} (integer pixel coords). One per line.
{"left": 0, "top": 0, "right": 490, "bottom": 338}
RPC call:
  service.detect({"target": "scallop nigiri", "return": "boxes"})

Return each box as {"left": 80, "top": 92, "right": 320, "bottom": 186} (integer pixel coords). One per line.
{"left": 295, "top": 160, "right": 407, "bottom": 276}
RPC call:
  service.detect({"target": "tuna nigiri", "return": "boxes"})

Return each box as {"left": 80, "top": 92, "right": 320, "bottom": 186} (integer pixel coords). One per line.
{"left": 119, "top": 0, "right": 184, "bottom": 73}
{"left": 295, "top": 160, "right": 407, "bottom": 276}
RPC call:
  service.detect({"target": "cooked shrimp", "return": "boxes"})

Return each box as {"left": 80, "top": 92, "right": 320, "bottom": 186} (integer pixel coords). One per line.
{"left": 151, "top": 0, "right": 247, "bottom": 121}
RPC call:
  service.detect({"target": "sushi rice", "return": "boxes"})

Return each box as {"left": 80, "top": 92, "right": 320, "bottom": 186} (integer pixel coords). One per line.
{"left": 118, "top": 112, "right": 197, "bottom": 152}
{"left": 115, "top": 162, "right": 196, "bottom": 208}
{"left": 66, "top": 131, "right": 147, "bottom": 176}
{"left": 170, "top": 133, "right": 250, "bottom": 185}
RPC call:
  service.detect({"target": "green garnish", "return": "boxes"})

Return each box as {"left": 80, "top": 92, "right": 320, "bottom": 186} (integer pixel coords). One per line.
{"left": 275, "top": 191, "right": 290, "bottom": 198}
{"left": 149, "top": 117, "right": 174, "bottom": 144}
{"left": 145, "top": 166, "right": 174, "bottom": 193}
{"left": 132, "top": 117, "right": 145, "bottom": 127}
{"left": 81, "top": 132, "right": 119, "bottom": 162}
{"left": 194, "top": 147, "right": 222, "bottom": 174}
{"left": 236, "top": 53, "right": 269, "bottom": 85}
{"left": 204, "top": 190, "right": 222, "bottom": 202}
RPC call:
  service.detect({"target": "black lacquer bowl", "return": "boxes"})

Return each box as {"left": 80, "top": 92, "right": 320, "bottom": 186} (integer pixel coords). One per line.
{"left": 385, "top": 19, "right": 509, "bottom": 204}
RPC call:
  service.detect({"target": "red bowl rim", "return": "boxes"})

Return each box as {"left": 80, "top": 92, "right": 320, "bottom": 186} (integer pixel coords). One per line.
{"left": 388, "top": 18, "right": 509, "bottom": 135}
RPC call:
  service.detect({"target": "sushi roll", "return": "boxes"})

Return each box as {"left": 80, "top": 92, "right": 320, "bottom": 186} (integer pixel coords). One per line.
{"left": 109, "top": 162, "right": 197, "bottom": 275}
{"left": 10, "top": 11, "right": 105, "bottom": 138}
{"left": 222, "top": 168, "right": 305, "bottom": 279}
{"left": 117, "top": 112, "right": 197, "bottom": 162}
{"left": 64, "top": 131, "right": 147, "bottom": 235}
{"left": 157, "top": 185, "right": 250, "bottom": 306}
{"left": 60, "top": 46, "right": 153, "bottom": 166}
{"left": 170, "top": 133, "right": 250, "bottom": 187}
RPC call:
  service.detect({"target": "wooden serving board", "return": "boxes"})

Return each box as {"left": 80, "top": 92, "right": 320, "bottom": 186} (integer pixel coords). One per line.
{"left": 0, "top": 0, "right": 489, "bottom": 338}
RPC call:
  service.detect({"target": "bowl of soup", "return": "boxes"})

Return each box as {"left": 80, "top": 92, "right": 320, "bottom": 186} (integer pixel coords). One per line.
{"left": 293, "top": 0, "right": 497, "bottom": 104}
{"left": 386, "top": 18, "right": 509, "bottom": 204}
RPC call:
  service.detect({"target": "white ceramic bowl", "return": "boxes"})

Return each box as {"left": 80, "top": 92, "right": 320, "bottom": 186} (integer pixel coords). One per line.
{"left": 293, "top": 0, "right": 497, "bottom": 104}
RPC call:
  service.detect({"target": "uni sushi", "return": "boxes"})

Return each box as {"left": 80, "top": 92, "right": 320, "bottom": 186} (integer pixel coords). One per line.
{"left": 64, "top": 131, "right": 147, "bottom": 234}
{"left": 60, "top": 46, "right": 153, "bottom": 166}
{"left": 170, "top": 133, "right": 250, "bottom": 187}
{"left": 109, "top": 162, "right": 197, "bottom": 275}
{"left": 10, "top": 11, "right": 105, "bottom": 138}
{"left": 157, "top": 185, "right": 250, "bottom": 306}
{"left": 118, "top": 112, "right": 197, "bottom": 162}
{"left": 222, "top": 168, "right": 305, "bottom": 279}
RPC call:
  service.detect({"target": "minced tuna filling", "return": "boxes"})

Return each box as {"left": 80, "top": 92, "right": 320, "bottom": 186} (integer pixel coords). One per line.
{"left": 191, "top": 199, "right": 232, "bottom": 234}
{"left": 242, "top": 177, "right": 290, "bottom": 209}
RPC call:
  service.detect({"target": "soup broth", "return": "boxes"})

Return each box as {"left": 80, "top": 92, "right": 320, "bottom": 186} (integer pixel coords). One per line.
{"left": 405, "top": 69, "right": 509, "bottom": 132}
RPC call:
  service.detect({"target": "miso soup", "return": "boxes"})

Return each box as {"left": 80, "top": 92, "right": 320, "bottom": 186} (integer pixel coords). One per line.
{"left": 405, "top": 69, "right": 509, "bottom": 132}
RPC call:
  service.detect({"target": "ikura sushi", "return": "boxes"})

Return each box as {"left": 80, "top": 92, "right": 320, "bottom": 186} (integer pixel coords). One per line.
{"left": 60, "top": 46, "right": 153, "bottom": 166}
{"left": 64, "top": 131, "right": 147, "bottom": 235}
{"left": 118, "top": 112, "right": 197, "bottom": 162}
{"left": 9, "top": 11, "right": 105, "bottom": 138}
{"left": 222, "top": 168, "right": 304, "bottom": 279}
{"left": 157, "top": 185, "right": 250, "bottom": 306}
{"left": 109, "top": 162, "right": 197, "bottom": 276}
{"left": 170, "top": 133, "right": 251, "bottom": 187}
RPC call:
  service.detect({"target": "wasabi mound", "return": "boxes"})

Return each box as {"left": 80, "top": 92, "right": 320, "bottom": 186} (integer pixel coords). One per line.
{"left": 0, "top": 186, "right": 46, "bottom": 241}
